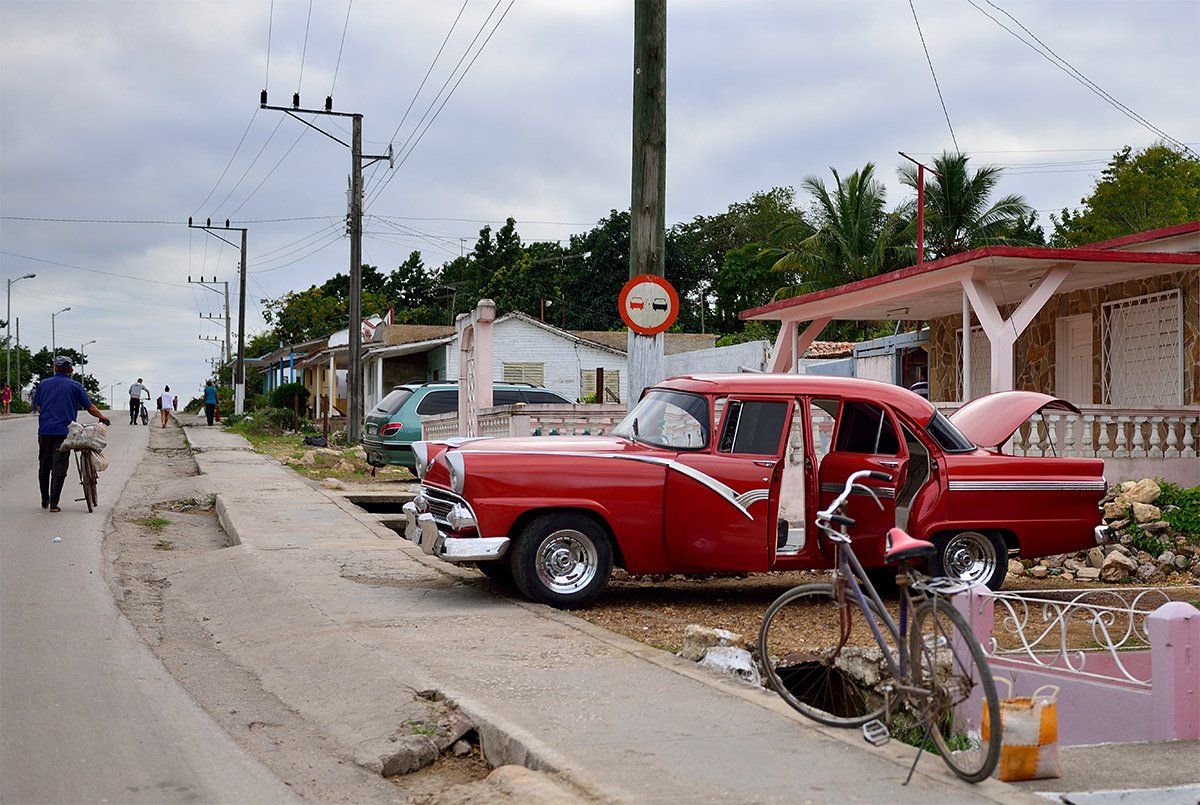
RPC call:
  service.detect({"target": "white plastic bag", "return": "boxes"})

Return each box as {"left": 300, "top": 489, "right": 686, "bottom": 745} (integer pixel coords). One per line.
{"left": 59, "top": 422, "right": 108, "bottom": 452}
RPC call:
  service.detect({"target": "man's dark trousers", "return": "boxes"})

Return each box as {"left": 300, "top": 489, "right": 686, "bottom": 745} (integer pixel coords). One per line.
{"left": 37, "top": 435, "right": 70, "bottom": 507}
{"left": 130, "top": 398, "right": 140, "bottom": 424}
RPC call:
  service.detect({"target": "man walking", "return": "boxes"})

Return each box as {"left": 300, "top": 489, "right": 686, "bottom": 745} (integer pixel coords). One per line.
{"left": 36, "top": 356, "right": 110, "bottom": 511}
{"left": 203, "top": 379, "right": 218, "bottom": 426}
{"left": 128, "top": 378, "right": 149, "bottom": 425}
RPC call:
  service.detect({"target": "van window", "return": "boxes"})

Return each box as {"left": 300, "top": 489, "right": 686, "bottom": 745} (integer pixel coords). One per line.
{"left": 416, "top": 391, "right": 457, "bottom": 415}
{"left": 493, "top": 390, "right": 522, "bottom": 406}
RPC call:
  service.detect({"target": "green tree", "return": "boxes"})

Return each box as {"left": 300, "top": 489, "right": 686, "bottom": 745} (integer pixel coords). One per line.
{"left": 899, "top": 151, "right": 1037, "bottom": 259}
{"left": 386, "top": 252, "right": 443, "bottom": 325}
{"left": 769, "top": 163, "right": 912, "bottom": 295}
{"left": 28, "top": 346, "right": 100, "bottom": 397}
{"left": 1050, "top": 144, "right": 1200, "bottom": 246}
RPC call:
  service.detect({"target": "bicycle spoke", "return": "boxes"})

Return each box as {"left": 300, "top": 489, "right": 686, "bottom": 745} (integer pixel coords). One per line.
{"left": 908, "top": 600, "right": 1000, "bottom": 782}
{"left": 759, "top": 583, "right": 896, "bottom": 727}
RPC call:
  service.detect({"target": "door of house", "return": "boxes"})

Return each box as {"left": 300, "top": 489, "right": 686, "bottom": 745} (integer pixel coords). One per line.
{"left": 1056, "top": 314, "right": 1093, "bottom": 404}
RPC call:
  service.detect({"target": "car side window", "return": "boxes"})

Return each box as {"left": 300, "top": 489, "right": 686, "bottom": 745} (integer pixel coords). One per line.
{"left": 522, "top": 390, "right": 569, "bottom": 404}
{"left": 416, "top": 391, "right": 457, "bottom": 415}
{"left": 809, "top": 398, "right": 838, "bottom": 464}
{"left": 717, "top": 400, "right": 789, "bottom": 455}
{"left": 493, "top": 390, "right": 521, "bottom": 406}
{"left": 833, "top": 400, "right": 900, "bottom": 455}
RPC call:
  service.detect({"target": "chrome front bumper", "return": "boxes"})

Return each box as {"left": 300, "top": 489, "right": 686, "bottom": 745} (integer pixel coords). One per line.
{"left": 401, "top": 501, "right": 510, "bottom": 563}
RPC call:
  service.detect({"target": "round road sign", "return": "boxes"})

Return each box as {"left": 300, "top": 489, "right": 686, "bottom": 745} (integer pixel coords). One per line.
{"left": 618, "top": 274, "right": 679, "bottom": 336}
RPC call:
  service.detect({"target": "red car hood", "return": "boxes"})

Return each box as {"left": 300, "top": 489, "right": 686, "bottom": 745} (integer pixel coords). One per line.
{"left": 450, "top": 435, "right": 642, "bottom": 456}
{"left": 949, "top": 392, "right": 1080, "bottom": 448}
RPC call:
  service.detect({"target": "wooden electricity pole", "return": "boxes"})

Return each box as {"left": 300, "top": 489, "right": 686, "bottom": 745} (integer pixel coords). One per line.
{"left": 628, "top": 0, "right": 667, "bottom": 408}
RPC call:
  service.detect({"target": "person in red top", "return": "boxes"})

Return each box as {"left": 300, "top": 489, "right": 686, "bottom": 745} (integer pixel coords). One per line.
{"left": 1, "top": 382, "right": 11, "bottom": 416}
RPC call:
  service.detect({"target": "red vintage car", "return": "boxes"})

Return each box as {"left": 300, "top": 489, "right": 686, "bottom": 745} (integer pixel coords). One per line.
{"left": 403, "top": 375, "right": 1111, "bottom": 608}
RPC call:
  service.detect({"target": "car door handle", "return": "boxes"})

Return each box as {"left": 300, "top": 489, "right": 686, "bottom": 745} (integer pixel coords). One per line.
{"left": 754, "top": 460, "right": 776, "bottom": 468}
{"left": 878, "top": 460, "right": 900, "bottom": 468}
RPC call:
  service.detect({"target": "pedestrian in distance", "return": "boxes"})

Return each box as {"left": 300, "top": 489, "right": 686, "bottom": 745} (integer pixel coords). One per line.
{"left": 128, "top": 378, "right": 149, "bottom": 425}
{"left": 1, "top": 382, "right": 11, "bottom": 416}
{"left": 203, "top": 379, "right": 218, "bottom": 426}
{"left": 159, "top": 385, "right": 177, "bottom": 428}
{"left": 35, "top": 356, "right": 110, "bottom": 512}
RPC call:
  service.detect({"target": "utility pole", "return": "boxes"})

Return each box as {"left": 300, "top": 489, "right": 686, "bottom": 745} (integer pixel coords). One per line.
{"left": 261, "top": 91, "right": 391, "bottom": 442}
{"left": 188, "top": 219, "right": 248, "bottom": 414}
{"left": 628, "top": 0, "right": 667, "bottom": 408}
{"left": 189, "top": 275, "right": 231, "bottom": 365}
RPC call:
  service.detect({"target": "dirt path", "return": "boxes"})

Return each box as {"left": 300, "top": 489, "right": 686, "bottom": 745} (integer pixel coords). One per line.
{"left": 103, "top": 420, "right": 494, "bottom": 803}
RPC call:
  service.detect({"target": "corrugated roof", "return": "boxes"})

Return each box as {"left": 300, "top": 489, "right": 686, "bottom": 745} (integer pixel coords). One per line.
{"left": 803, "top": 341, "right": 855, "bottom": 358}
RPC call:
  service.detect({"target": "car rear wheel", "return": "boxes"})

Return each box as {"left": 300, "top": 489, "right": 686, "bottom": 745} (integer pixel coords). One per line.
{"left": 511, "top": 513, "right": 613, "bottom": 609}
{"left": 931, "top": 530, "right": 1007, "bottom": 590}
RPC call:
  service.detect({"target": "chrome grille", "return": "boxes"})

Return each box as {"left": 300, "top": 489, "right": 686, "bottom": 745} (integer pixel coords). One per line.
{"left": 421, "top": 485, "right": 469, "bottom": 526}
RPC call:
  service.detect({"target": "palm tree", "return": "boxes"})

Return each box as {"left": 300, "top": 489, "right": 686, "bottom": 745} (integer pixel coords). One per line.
{"left": 900, "top": 152, "right": 1037, "bottom": 260}
{"left": 766, "top": 162, "right": 913, "bottom": 297}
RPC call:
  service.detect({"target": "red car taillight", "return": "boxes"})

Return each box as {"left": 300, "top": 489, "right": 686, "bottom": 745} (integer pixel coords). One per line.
{"left": 381, "top": 423, "right": 403, "bottom": 436}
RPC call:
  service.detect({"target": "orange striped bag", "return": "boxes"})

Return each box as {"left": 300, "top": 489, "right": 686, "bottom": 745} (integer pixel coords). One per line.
{"left": 982, "top": 680, "right": 1061, "bottom": 781}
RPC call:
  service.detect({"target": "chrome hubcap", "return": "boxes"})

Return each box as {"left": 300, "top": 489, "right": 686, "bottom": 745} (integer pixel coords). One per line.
{"left": 536, "top": 529, "right": 597, "bottom": 594}
{"left": 944, "top": 532, "right": 997, "bottom": 584}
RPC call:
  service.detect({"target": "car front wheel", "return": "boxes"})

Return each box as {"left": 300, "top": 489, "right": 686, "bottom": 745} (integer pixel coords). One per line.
{"left": 931, "top": 530, "right": 1008, "bottom": 591}
{"left": 511, "top": 513, "right": 613, "bottom": 609}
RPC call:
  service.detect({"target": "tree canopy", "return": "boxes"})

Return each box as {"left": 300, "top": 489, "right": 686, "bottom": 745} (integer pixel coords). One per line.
{"left": 1050, "top": 144, "right": 1200, "bottom": 247}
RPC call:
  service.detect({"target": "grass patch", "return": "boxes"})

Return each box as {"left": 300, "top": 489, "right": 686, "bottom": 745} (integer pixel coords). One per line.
{"left": 153, "top": 539, "right": 174, "bottom": 551}
{"left": 134, "top": 515, "right": 172, "bottom": 533}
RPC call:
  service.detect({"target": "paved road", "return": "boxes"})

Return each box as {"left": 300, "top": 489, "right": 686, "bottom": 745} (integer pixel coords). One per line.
{"left": 0, "top": 415, "right": 296, "bottom": 805}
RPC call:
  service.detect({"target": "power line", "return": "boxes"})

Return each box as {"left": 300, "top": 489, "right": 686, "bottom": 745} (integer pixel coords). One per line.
{"left": 330, "top": 0, "right": 354, "bottom": 95}
{"left": 192, "top": 108, "right": 260, "bottom": 216}
{"left": 0, "top": 251, "right": 194, "bottom": 288}
{"left": 908, "top": 0, "right": 959, "bottom": 153}
{"left": 967, "top": 0, "right": 1196, "bottom": 157}
{"left": 297, "top": 0, "right": 315, "bottom": 94}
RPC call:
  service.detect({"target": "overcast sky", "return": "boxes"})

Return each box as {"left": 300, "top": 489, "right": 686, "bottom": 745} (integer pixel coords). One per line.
{"left": 1, "top": 0, "right": 1197, "bottom": 405}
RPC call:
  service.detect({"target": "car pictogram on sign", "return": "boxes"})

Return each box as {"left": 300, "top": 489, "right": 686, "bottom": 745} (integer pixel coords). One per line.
{"left": 652, "top": 297, "right": 668, "bottom": 311}
{"left": 629, "top": 296, "right": 645, "bottom": 310}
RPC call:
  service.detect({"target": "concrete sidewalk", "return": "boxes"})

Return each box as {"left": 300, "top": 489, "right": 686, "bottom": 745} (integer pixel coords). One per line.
{"left": 175, "top": 418, "right": 1194, "bottom": 803}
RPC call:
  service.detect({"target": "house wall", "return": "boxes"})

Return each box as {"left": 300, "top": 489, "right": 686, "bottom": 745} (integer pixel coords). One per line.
{"left": 663, "top": 340, "right": 771, "bottom": 375}
{"left": 441, "top": 319, "right": 626, "bottom": 403}
{"left": 929, "top": 268, "right": 1199, "bottom": 404}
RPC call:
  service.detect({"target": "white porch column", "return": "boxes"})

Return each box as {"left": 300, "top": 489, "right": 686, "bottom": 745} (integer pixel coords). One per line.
{"left": 374, "top": 355, "right": 384, "bottom": 408}
{"left": 327, "top": 355, "right": 336, "bottom": 415}
{"left": 960, "top": 264, "right": 1071, "bottom": 393}
{"left": 767, "top": 318, "right": 831, "bottom": 373}
{"left": 962, "top": 291, "right": 972, "bottom": 401}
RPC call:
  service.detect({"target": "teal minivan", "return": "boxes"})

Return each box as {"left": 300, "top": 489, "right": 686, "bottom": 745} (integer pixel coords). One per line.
{"left": 362, "top": 382, "right": 572, "bottom": 468}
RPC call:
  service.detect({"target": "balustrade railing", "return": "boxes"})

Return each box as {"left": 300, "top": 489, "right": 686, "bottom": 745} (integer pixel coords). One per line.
{"left": 935, "top": 404, "right": 1199, "bottom": 460}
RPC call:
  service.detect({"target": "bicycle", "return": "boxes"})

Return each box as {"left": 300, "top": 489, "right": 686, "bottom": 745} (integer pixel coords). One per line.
{"left": 758, "top": 469, "right": 1000, "bottom": 784}
{"left": 138, "top": 393, "right": 150, "bottom": 425}
{"left": 71, "top": 425, "right": 100, "bottom": 513}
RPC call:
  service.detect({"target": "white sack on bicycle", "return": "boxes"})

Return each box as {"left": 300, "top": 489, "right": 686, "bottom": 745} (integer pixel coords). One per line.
{"left": 59, "top": 421, "right": 108, "bottom": 452}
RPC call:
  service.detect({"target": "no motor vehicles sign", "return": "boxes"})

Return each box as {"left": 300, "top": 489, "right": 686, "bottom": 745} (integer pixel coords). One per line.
{"left": 618, "top": 274, "right": 679, "bottom": 336}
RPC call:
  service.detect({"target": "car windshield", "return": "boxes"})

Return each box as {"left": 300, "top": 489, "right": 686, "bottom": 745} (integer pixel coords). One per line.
{"left": 612, "top": 389, "right": 709, "bottom": 450}
{"left": 925, "top": 410, "right": 975, "bottom": 452}
{"left": 374, "top": 388, "right": 414, "bottom": 415}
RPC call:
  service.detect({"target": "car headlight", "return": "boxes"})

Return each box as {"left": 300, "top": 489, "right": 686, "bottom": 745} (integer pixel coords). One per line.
{"left": 413, "top": 442, "right": 430, "bottom": 480}
{"left": 446, "top": 451, "right": 466, "bottom": 495}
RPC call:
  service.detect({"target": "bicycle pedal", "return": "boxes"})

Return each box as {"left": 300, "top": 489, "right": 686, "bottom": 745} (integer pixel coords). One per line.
{"left": 862, "top": 719, "right": 890, "bottom": 747}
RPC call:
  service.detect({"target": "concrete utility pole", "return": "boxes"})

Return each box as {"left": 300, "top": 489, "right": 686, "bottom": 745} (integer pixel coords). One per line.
{"left": 189, "top": 275, "right": 231, "bottom": 365}
{"left": 628, "top": 0, "right": 667, "bottom": 408}
{"left": 6, "top": 272, "right": 35, "bottom": 385}
{"left": 188, "top": 220, "right": 248, "bottom": 414}
{"left": 261, "top": 92, "right": 391, "bottom": 442}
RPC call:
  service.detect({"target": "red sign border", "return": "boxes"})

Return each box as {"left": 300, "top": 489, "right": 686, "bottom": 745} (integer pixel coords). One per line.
{"left": 618, "top": 274, "right": 680, "bottom": 336}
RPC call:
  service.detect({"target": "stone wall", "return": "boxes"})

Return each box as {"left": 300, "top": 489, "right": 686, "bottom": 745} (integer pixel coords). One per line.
{"left": 929, "top": 268, "right": 1199, "bottom": 403}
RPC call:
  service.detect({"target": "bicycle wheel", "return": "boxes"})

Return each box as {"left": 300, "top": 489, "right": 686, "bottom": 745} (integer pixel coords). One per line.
{"left": 80, "top": 451, "right": 97, "bottom": 513}
{"left": 908, "top": 599, "right": 1000, "bottom": 783}
{"left": 758, "top": 583, "right": 897, "bottom": 727}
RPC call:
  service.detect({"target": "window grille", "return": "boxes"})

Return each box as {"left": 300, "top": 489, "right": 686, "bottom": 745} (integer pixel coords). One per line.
{"left": 503, "top": 362, "right": 544, "bottom": 386}
{"left": 581, "top": 369, "right": 620, "bottom": 403}
{"left": 1101, "top": 290, "right": 1182, "bottom": 406}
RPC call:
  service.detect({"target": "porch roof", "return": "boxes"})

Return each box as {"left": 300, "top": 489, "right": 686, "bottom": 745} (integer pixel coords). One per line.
{"left": 741, "top": 243, "right": 1199, "bottom": 325}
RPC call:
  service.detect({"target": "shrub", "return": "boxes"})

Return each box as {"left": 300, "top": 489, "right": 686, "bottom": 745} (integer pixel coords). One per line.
{"left": 10, "top": 398, "right": 31, "bottom": 414}
{"left": 269, "top": 382, "right": 310, "bottom": 412}
{"left": 1125, "top": 480, "right": 1199, "bottom": 555}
